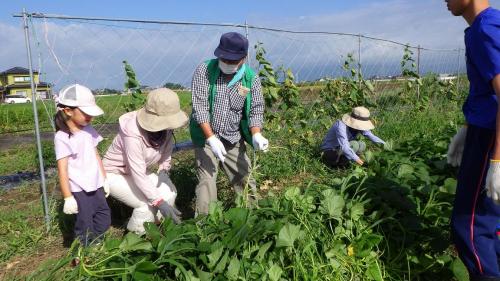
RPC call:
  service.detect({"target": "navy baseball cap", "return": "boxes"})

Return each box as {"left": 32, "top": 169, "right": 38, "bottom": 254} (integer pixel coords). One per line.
{"left": 214, "top": 32, "right": 249, "bottom": 61}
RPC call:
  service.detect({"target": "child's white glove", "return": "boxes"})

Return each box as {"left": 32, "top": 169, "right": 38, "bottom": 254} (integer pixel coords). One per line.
{"left": 63, "top": 196, "right": 78, "bottom": 214}
{"left": 252, "top": 133, "right": 269, "bottom": 152}
{"left": 486, "top": 161, "right": 500, "bottom": 204}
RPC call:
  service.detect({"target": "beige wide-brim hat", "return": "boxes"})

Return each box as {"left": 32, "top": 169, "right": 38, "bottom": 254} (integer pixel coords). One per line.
{"left": 137, "top": 88, "right": 189, "bottom": 132}
{"left": 341, "top": 106, "right": 375, "bottom": 131}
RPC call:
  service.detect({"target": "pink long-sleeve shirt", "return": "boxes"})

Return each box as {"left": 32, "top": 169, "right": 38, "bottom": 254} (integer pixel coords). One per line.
{"left": 102, "top": 111, "right": 173, "bottom": 203}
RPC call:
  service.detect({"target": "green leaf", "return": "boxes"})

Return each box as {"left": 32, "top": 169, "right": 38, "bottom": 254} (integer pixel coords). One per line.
{"left": 325, "top": 249, "right": 342, "bottom": 269}
{"left": 224, "top": 208, "right": 249, "bottom": 227}
{"left": 364, "top": 80, "right": 375, "bottom": 92}
{"left": 397, "top": 164, "right": 414, "bottom": 178}
{"left": 132, "top": 271, "right": 153, "bottom": 281}
{"left": 284, "top": 186, "right": 301, "bottom": 200}
{"left": 366, "top": 262, "right": 383, "bottom": 281}
{"left": 350, "top": 203, "right": 364, "bottom": 221}
{"left": 214, "top": 250, "right": 229, "bottom": 273}
{"left": 225, "top": 256, "right": 240, "bottom": 280}
{"left": 320, "top": 193, "right": 345, "bottom": 219}
{"left": 195, "top": 269, "right": 212, "bottom": 281}
{"left": 276, "top": 223, "right": 302, "bottom": 248}
{"left": 268, "top": 263, "right": 283, "bottom": 281}
{"left": 440, "top": 178, "right": 457, "bottom": 194}
{"left": 450, "top": 258, "right": 469, "bottom": 281}
{"left": 104, "top": 238, "right": 121, "bottom": 251}
{"left": 383, "top": 140, "right": 394, "bottom": 151}
{"left": 119, "top": 232, "right": 152, "bottom": 252}
{"left": 255, "top": 241, "right": 273, "bottom": 262}
{"left": 364, "top": 150, "right": 374, "bottom": 164}
{"left": 144, "top": 222, "right": 161, "bottom": 247}
{"left": 207, "top": 243, "right": 224, "bottom": 269}
{"left": 132, "top": 261, "right": 158, "bottom": 281}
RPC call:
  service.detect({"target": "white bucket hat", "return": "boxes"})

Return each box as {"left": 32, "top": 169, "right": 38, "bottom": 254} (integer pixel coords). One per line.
{"left": 341, "top": 106, "right": 375, "bottom": 130}
{"left": 58, "top": 84, "right": 104, "bottom": 117}
{"left": 137, "top": 88, "right": 188, "bottom": 132}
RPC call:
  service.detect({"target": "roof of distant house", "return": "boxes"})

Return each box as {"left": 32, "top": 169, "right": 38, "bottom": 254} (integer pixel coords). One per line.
{"left": 1, "top": 67, "right": 39, "bottom": 75}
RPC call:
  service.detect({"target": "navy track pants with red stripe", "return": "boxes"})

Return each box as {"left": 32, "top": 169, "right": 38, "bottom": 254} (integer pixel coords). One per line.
{"left": 451, "top": 125, "right": 500, "bottom": 279}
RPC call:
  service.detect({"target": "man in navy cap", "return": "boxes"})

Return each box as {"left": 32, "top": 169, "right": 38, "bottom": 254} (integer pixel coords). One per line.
{"left": 445, "top": 0, "right": 500, "bottom": 280}
{"left": 189, "top": 32, "right": 268, "bottom": 215}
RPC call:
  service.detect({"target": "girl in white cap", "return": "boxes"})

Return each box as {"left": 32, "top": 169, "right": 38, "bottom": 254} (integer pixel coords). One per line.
{"left": 53, "top": 84, "right": 110, "bottom": 246}
{"left": 320, "top": 106, "right": 385, "bottom": 167}
{"left": 102, "top": 88, "right": 188, "bottom": 235}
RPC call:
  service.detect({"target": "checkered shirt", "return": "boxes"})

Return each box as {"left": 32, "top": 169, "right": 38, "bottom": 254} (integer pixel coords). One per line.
{"left": 191, "top": 61, "right": 264, "bottom": 144}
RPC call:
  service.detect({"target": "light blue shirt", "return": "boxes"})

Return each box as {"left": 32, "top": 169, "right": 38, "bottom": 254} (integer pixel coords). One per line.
{"left": 320, "top": 120, "right": 385, "bottom": 162}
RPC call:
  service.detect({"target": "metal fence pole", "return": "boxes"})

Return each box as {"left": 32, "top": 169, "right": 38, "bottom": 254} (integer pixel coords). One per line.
{"left": 456, "top": 47, "right": 462, "bottom": 93}
{"left": 244, "top": 20, "right": 251, "bottom": 67}
{"left": 417, "top": 45, "right": 421, "bottom": 100}
{"left": 22, "top": 8, "right": 51, "bottom": 232}
{"left": 357, "top": 34, "right": 361, "bottom": 87}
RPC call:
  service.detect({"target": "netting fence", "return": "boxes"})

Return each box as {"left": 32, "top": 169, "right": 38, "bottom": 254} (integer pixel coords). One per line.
{"left": 10, "top": 12, "right": 466, "bottom": 133}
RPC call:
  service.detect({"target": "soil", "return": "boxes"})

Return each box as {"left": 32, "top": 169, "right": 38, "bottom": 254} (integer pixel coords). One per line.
{"left": 0, "top": 123, "right": 120, "bottom": 151}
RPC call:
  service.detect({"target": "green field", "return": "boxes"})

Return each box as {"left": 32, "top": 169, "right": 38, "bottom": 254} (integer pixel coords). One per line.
{"left": 0, "top": 64, "right": 472, "bottom": 280}
{"left": 0, "top": 91, "right": 192, "bottom": 134}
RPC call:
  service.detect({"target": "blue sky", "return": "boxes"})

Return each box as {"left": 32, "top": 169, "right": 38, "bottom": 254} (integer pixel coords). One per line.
{"left": 1, "top": 1, "right": 367, "bottom": 25}
{"left": 1, "top": 1, "right": 499, "bottom": 89}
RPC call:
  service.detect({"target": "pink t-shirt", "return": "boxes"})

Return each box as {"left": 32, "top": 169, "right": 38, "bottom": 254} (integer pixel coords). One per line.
{"left": 54, "top": 125, "right": 104, "bottom": 193}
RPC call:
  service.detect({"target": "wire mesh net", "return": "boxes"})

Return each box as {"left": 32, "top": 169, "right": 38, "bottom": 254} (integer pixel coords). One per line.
{"left": 3, "top": 14, "right": 466, "bottom": 136}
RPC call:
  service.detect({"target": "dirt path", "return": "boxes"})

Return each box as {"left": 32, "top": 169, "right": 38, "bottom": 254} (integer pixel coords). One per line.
{"left": 0, "top": 123, "right": 120, "bottom": 151}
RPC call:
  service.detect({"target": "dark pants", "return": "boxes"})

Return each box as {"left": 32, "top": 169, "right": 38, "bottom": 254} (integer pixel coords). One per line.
{"left": 73, "top": 188, "right": 111, "bottom": 246}
{"left": 451, "top": 125, "right": 500, "bottom": 280}
{"left": 321, "top": 149, "right": 350, "bottom": 168}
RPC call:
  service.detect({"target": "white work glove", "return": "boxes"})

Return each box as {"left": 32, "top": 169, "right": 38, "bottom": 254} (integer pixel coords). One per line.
{"left": 103, "top": 178, "right": 110, "bottom": 198}
{"left": 207, "top": 135, "right": 227, "bottom": 162}
{"left": 63, "top": 196, "right": 78, "bottom": 214}
{"left": 447, "top": 127, "right": 467, "bottom": 167}
{"left": 486, "top": 161, "right": 500, "bottom": 204}
{"left": 252, "top": 132, "right": 269, "bottom": 152}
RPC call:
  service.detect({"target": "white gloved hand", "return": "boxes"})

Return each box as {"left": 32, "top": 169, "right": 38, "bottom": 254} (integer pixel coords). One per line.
{"left": 103, "top": 178, "right": 110, "bottom": 198}
{"left": 447, "top": 127, "right": 467, "bottom": 167}
{"left": 63, "top": 196, "right": 78, "bottom": 214}
{"left": 207, "top": 135, "right": 227, "bottom": 162}
{"left": 252, "top": 132, "right": 269, "bottom": 152}
{"left": 486, "top": 161, "right": 500, "bottom": 204}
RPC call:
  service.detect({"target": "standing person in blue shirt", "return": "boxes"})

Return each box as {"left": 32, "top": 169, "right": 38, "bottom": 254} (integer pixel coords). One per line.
{"left": 320, "top": 106, "right": 385, "bottom": 168}
{"left": 446, "top": 0, "right": 500, "bottom": 280}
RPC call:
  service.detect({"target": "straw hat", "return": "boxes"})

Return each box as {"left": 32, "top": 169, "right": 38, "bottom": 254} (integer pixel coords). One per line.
{"left": 341, "top": 106, "right": 375, "bottom": 131}
{"left": 137, "top": 88, "right": 188, "bottom": 132}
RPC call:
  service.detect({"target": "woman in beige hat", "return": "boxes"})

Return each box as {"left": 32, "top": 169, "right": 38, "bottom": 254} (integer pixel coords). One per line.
{"left": 320, "top": 106, "right": 385, "bottom": 167}
{"left": 102, "top": 88, "right": 188, "bottom": 234}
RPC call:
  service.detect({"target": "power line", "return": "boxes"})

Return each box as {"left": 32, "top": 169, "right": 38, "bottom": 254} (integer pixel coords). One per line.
{"left": 13, "top": 12, "right": 461, "bottom": 52}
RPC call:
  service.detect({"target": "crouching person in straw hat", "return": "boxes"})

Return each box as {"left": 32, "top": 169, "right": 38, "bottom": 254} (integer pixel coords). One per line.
{"left": 102, "top": 88, "right": 188, "bottom": 234}
{"left": 189, "top": 31, "right": 268, "bottom": 216}
{"left": 320, "top": 106, "right": 385, "bottom": 168}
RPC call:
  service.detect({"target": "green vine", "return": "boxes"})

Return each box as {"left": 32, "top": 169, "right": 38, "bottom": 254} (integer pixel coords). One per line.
{"left": 122, "top": 60, "right": 146, "bottom": 112}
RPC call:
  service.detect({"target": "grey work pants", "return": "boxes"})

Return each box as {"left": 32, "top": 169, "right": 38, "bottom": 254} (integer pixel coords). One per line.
{"left": 194, "top": 140, "right": 256, "bottom": 215}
